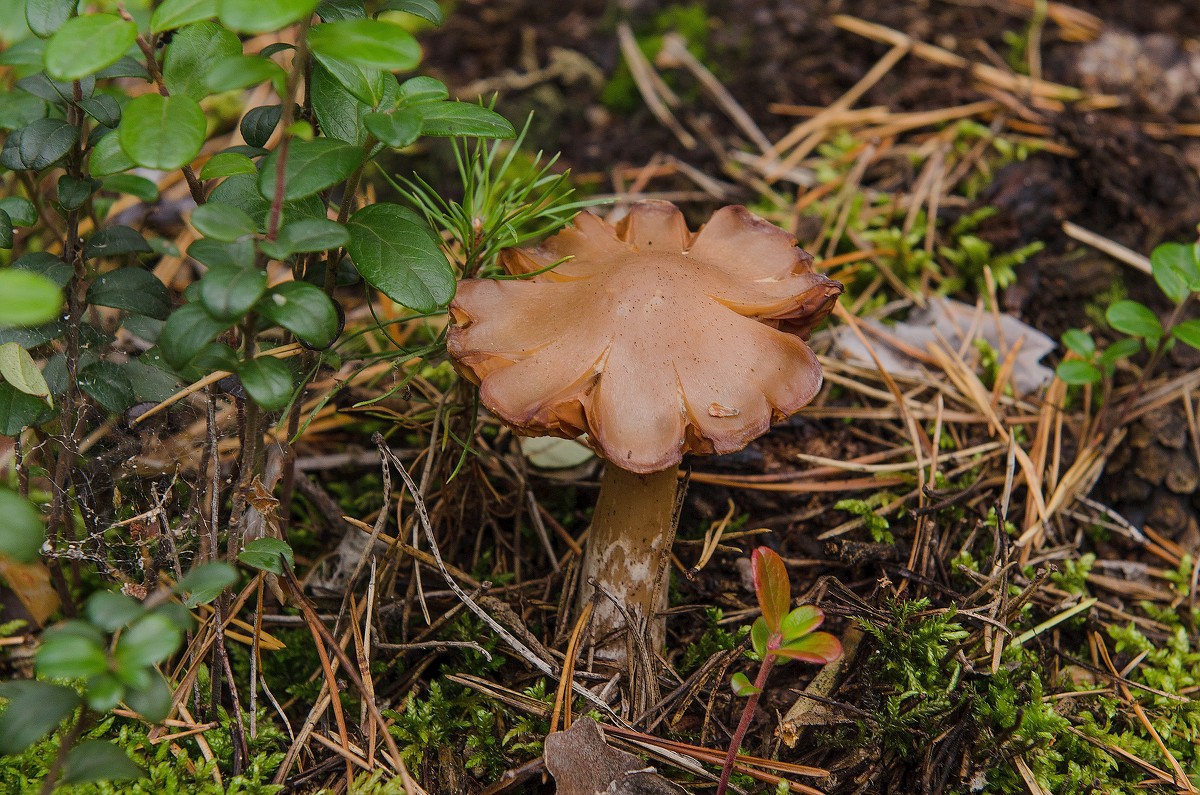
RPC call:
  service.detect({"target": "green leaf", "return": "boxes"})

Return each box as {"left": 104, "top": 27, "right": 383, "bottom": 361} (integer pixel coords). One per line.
{"left": 316, "top": 0, "right": 364, "bottom": 21}
{"left": 188, "top": 236, "right": 256, "bottom": 269}
{"left": 84, "top": 226, "right": 152, "bottom": 259}
{"left": 87, "top": 268, "right": 171, "bottom": 319}
{"left": 1060, "top": 328, "right": 1095, "bottom": 358}
{"left": 38, "top": 622, "right": 109, "bottom": 679}
{"left": 273, "top": 218, "right": 349, "bottom": 256}
{"left": 780, "top": 605, "right": 824, "bottom": 643}
{"left": 17, "top": 117, "right": 79, "bottom": 170}
{"left": 163, "top": 21, "right": 243, "bottom": 100}
{"left": 62, "top": 740, "right": 143, "bottom": 784}
{"left": 119, "top": 94, "right": 207, "bottom": 171}
{"left": 382, "top": 0, "right": 442, "bottom": 25}
{"left": 311, "top": 60, "right": 399, "bottom": 145}
{"left": 1151, "top": 243, "right": 1192, "bottom": 304}
{"left": 256, "top": 281, "right": 340, "bottom": 348}
{"left": 0, "top": 197, "right": 38, "bottom": 227}
{"left": 102, "top": 174, "right": 159, "bottom": 202}
{"left": 772, "top": 631, "right": 843, "bottom": 664}
{"left": 729, "top": 671, "right": 760, "bottom": 697}
{"left": 123, "top": 671, "right": 172, "bottom": 722}
{"left": 0, "top": 270, "right": 62, "bottom": 327}
{"left": 1055, "top": 359, "right": 1101, "bottom": 385}
{"left": 0, "top": 211, "right": 11, "bottom": 250}
{"left": 0, "top": 342, "right": 51, "bottom": 403}
{"left": 1098, "top": 337, "right": 1142, "bottom": 369}
{"left": 206, "top": 55, "right": 286, "bottom": 95}
{"left": 258, "top": 138, "right": 364, "bottom": 201}
{"left": 76, "top": 96, "right": 122, "bottom": 130}
{"left": 0, "top": 489, "right": 45, "bottom": 563}
{"left": 347, "top": 203, "right": 454, "bottom": 313}
{"left": 13, "top": 253, "right": 72, "bottom": 287}
{"left": 1106, "top": 300, "right": 1163, "bottom": 343}
{"left": 364, "top": 109, "right": 421, "bottom": 148}
{"left": 85, "top": 591, "right": 144, "bottom": 632}
{"left": 751, "top": 547, "right": 790, "bottom": 633}
{"left": 191, "top": 203, "right": 258, "bottom": 241}
{"left": 85, "top": 672, "right": 126, "bottom": 712}
{"left": 0, "top": 93, "right": 49, "bottom": 131}
{"left": 415, "top": 102, "right": 515, "bottom": 139}
{"left": 0, "top": 681, "right": 80, "bottom": 754}
{"left": 151, "top": 0, "right": 218, "bottom": 32}
{"left": 96, "top": 57, "right": 151, "bottom": 81}
{"left": 240, "top": 105, "right": 282, "bottom": 148}
{"left": 79, "top": 360, "right": 136, "bottom": 413}
{"left": 308, "top": 20, "right": 421, "bottom": 71}
{"left": 88, "top": 132, "right": 135, "bottom": 178}
{"left": 218, "top": 0, "right": 319, "bottom": 33}
{"left": 749, "top": 615, "right": 769, "bottom": 659}
{"left": 238, "top": 356, "right": 295, "bottom": 410}
{"left": 44, "top": 14, "right": 137, "bottom": 81}
{"left": 1171, "top": 319, "right": 1200, "bottom": 349}
{"left": 115, "top": 613, "right": 183, "bottom": 669}
{"left": 26, "top": 0, "right": 76, "bottom": 38}
{"left": 158, "top": 302, "right": 233, "bottom": 369}
{"left": 174, "top": 562, "right": 238, "bottom": 607}
{"left": 198, "top": 265, "right": 268, "bottom": 321}
{"left": 208, "top": 173, "right": 327, "bottom": 233}
{"left": 0, "top": 382, "right": 56, "bottom": 434}
{"left": 396, "top": 75, "right": 447, "bottom": 106}
{"left": 201, "top": 152, "right": 258, "bottom": 180}
{"left": 238, "top": 537, "right": 294, "bottom": 574}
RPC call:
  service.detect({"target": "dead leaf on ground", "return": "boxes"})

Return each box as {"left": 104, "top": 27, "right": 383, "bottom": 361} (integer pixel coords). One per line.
{"left": 544, "top": 717, "right": 688, "bottom": 795}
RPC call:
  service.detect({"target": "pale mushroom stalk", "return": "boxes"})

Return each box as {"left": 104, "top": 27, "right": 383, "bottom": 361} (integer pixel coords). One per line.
{"left": 579, "top": 462, "right": 680, "bottom": 655}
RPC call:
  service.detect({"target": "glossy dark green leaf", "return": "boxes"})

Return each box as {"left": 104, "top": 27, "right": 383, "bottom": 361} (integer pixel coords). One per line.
{"left": 238, "top": 537, "right": 294, "bottom": 574}
{"left": 308, "top": 20, "right": 420, "bottom": 72}
{"left": 87, "top": 268, "right": 170, "bottom": 319}
{"left": 258, "top": 138, "right": 363, "bottom": 201}
{"left": 382, "top": 0, "right": 442, "bottom": 24}
{"left": 101, "top": 174, "right": 159, "bottom": 202}
{"left": 174, "top": 562, "right": 238, "bottom": 607}
{"left": 416, "top": 101, "right": 515, "bottom": 139}
{"left": 79, "top": 360, "right": 136, "bottom": 413}
{"left": 62, "top": 741, "right": 143, "bottom": 785}
{"left": 87, "top": 132, "right": 135, "bottom": 178}
{"left": 315, "top": 0, "right": 365, "bottom": 21}
{"left": 123, "top": 356, "right": 180, "bottom": 400}
{"left": 84, "top": 225, "right": 152, "bottom": 259}
{"left": 1171, "top": 319, "right": 1200, "bottom": 349}
{"left": 237, "top": 356, "right": 294, "bottom": 410}
{"left": 0, "top": 489, "right": 45, "bottom": 563}
{"left": 364, "top": 108, "right": 420, "bottom": 147}
{"left": 347, "top": 203, "right": 454, "bottom": 312}
{"left": 1106, "top": 300, "right": 1163, "bottom": 343}
{"left": 200, "top": 152, "right": 257, "bottom": 179}
{"left": 206, "top": 55, "right": 286, "bottom": 95}
{"left": 191, "top": 203, "right": 258, "bottom": 241}
{"left": 151, "top": 0, "right": 218, "bottom": 32}
{"left": 0, "top": 270, "right": 63, "bottom": 327}
{"left": 14, "top": 72, "right": 93, "bottom": 105}
{"left": 0, "top": 382, "right": 56, "bottom": 434}
{"left": 240, "top": 104, "right": 283, "bottom": 148}
{"left": 76, "top": 95, "right": 121, "bottom": 128}
{"left": 37, "top": 621, "right": 108, "bottom": 679}
{"left": 311, "top": 60, "right": 398, "bottom": 145}
{"left": 85, "top": 590, "right": 144, "bottom": 632}
{"left": 218, "top": 0, "right": 319, "bottom": 33}
{"left": 207, "top": 173, "right": 327, "bottom": 233}
{"left": 18, "top": 117, "right": 79, "bottom": 170}
{"left": 94, "top": 57, "right": 151, "bottom": 81}
{"left": 396, "top": 75, "right": 447, "bottom": 106}
{"left": 119, "top": 94, "right": 206, "bottom": 170}
{"left": 26, "top": 0, "right": 77, "bottom": 38}
{"left": 163, "top": 22, "right": 242, "bottom": 100}
{"left": 0, "top": 211, "right": 11, "bottom": 250}
{"left": 187, "top": 236, "right": 257, "bottom": 268}
{"left": 44, "top": 14, "right": 137, "bottom": 81}
{"left": 158, "top": 302, "right": 233, "bottom": 368}
{"left": 0, "top": 681, "right": 80, "bottom": 754}
{"left": 85, "top": 673, "right": 125, "bottom": 712}
{"left": 123, "top": 671, "right": 172, "bottom": 722}
{"left": 274, "top": 218, "right": 349, "bottom": 255}
{"left": 0, "top": 93, "right": 49, "bottom": 131}
{"left": 0, "top": 197, "right": 37, "bottom": 227}
{"left": 312, "top": 51, "right": 385, "bottom": 106}
{"left": 256, "top": 280, "right": 339, "bottom": 348}
{"left": 13, "top": 253, "right": 72, "bottom": 287}
{"left": 0, "top": 38, "right": 47, "bottom": 68}
{"left": 115, "top": 612, "right": 183, "bottom": 669}
{"left": 198, "top": 265, "right": 267, "bottom": 321}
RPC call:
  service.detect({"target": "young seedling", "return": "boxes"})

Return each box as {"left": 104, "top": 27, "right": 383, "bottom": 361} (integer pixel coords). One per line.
{"left": 718, "top": 547, "right": 842, "bottom": 795}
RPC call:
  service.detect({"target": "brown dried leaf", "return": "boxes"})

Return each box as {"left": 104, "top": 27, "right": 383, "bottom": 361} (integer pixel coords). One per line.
{"left": 545, "top": 717, "right": 688, "bottom": 795}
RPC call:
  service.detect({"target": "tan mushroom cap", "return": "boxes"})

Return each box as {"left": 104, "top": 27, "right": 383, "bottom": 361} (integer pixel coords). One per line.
{"left": 447, "top": 201, "right": 843, "bottom": 474}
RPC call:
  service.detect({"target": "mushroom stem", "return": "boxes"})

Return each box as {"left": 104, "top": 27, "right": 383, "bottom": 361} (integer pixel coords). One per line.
{"left": 579, "top": 460, "right": 680, "bottom": 658}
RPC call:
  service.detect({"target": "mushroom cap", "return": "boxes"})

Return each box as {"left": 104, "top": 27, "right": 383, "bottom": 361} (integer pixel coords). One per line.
{"left": 447, "top": 201, "right": 843, "bottom": 474}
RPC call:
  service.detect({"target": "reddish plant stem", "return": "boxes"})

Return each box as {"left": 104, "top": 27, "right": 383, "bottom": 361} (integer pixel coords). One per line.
{"left": 716, "top": 650, "right": 778, "bottom": 795}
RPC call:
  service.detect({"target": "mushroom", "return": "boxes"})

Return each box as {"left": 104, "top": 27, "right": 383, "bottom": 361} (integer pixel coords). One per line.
{"left": 447, "top": 201, "right": 842, "bottom": 658}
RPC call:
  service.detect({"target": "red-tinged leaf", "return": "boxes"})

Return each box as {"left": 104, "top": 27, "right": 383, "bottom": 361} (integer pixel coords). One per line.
{"left": 730, "top": 671, "right": 761, "bottom": 697}
{"left": 751, "top": 547, "right": 790, "bottom": 633}
{"left": 780, "top": 604, "right": 824, "bottom": 643}
{"left": 772, "top": 631, "right": 843, "bottom": 664}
